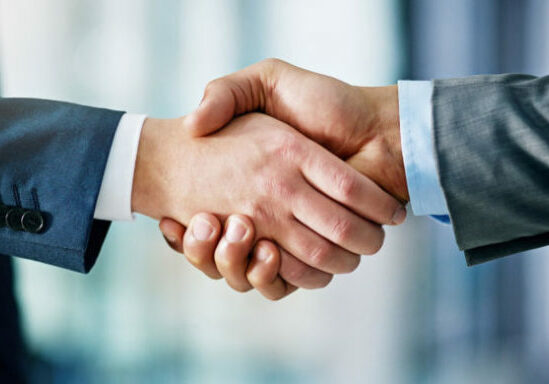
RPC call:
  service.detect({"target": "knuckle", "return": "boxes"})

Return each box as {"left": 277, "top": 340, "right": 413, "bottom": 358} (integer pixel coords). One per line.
{"left": 334, "top": 172, "right": 358, "bottom": 200}
{"left": 262, "top": 57, "right": 281, "bottom": 65}
{"left": 308, "top": 244, "right": 331, "bottom": 269}
{"left": 260, "top": 57, "right": 284, "bottom": 69}
{"left": 331, "top": 216, "right": 354, "bottom": 244}
{"left": 247, "top": 199, "right": 274, "bottom": 223}
{"left": 272, "top": 133, "right": 304, "bottom": 161}
{"left": 205, "top": 78, "right": 222, "bottom": 91}
{"left": 260, "top": 176, "right": 296, "bottom": 200}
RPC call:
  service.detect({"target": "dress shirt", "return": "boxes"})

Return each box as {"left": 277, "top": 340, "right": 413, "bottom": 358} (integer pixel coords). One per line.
{"left": 398, "top": 80, "right": 450, "bottom": 222}
{"left": 94, "top": 113, "right": 146, "bottom": 221}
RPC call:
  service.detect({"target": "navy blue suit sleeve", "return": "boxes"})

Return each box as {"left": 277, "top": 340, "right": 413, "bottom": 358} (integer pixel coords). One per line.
{"left": 0, "top": 98, "right": 124, "bottom": 273}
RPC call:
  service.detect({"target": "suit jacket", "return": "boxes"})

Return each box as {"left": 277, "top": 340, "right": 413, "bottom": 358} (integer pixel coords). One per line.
{"left": 0, "top": 98, "right": 123, "bottom": 382}
{"left": 433, "top": 74, "right": 549, "bottom": 265}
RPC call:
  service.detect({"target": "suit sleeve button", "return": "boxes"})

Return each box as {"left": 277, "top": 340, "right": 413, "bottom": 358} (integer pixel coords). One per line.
{"left": 22, "top": 210, "right": 45, "bottom": 234}
{"left": 6, "top": 208, "right": 25, "bottom": 231}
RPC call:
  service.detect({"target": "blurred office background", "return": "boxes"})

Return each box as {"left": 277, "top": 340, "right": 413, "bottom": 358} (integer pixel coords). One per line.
{"left": 1, "top": 0, "right": 548, "bottom": 383}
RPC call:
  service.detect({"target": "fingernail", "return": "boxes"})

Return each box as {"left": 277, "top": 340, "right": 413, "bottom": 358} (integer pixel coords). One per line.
{"left": 256, "top": 246, "right": 273, "bottom": 263}
{"left": 191, "top": 217, "right": 214, "bottom": 241}
{"left": 164, "top": 235, "right": 176, "bottom": 244}
{"left": 392, "top": 205, "right": 407, "bottom": 225}
{"left": 225, "top": 218, "right": 248, "bottom": 243}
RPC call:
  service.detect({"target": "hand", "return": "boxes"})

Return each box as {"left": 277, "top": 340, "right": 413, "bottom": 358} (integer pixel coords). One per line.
{"left": 134, "top": 112, "right": 405, "bottom": 294}
{"left": 186, "top": 58, "right": 407, "bottom": 201}
{"left": 161, "top": 213, "right": 297, "bottom": 301}
{"left": 159, "top": 59, "right": 408, "bottom": 299}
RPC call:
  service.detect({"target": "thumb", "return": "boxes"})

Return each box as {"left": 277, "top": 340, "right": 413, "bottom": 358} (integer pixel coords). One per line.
{"left": 185, "top": 79, "right": 238, "bottom": 137}
{"left": 185, "top": 64, "right": 267, "bottom": 137}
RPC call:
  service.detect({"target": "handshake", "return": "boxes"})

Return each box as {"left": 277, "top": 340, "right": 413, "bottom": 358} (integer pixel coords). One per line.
{"left": 132, "top": 59, "right": 409, "bottom": 300}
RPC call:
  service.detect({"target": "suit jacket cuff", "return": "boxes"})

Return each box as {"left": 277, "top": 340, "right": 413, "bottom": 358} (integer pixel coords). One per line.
{"left": 0, "top": 99, "right": 124, "bottom": 273}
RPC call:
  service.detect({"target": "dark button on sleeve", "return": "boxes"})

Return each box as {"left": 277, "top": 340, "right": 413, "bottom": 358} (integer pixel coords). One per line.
{"left": 6, "top": 207, "right": 26, "bottom": 232}
{"left": 21, "top": 210, "right": 45, "bottom": 234}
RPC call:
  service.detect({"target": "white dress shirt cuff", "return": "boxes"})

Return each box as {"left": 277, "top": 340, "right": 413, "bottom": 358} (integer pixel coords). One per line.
{"left": 398, "top": 80, "right": 449, "bottom": 216}
{"left": 94, "top": 113, "right": 146, "bottom": 221}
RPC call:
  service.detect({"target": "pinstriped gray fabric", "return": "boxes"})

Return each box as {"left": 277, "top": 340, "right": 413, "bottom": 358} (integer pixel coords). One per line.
{"left": 433, "top": 74, "right": 549, "bottom": 265}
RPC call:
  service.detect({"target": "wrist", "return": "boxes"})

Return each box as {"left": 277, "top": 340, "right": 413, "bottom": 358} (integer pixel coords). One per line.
{"left": 132, "top": 117, "right": 159, "bottom": 217}
{"left": 132, "top": 117, "right": 185, "bottom": 218}
{"left": 353, "top": 85, "right": 409, "bottom": 202}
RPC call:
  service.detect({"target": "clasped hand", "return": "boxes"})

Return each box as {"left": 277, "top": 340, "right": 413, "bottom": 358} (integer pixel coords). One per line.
{"left": 132, "top": 59, "right": 408, "bottom": 300}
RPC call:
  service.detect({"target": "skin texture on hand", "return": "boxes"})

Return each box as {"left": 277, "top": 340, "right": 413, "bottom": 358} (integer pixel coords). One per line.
{"left": 133, "top": 112, "right": 404, "bottom": 295}
{"left": 159, "top": 59, "right": 409, "bottom": 300}
{"left": 186, "top": 59, "right": 408, "bottom": 201}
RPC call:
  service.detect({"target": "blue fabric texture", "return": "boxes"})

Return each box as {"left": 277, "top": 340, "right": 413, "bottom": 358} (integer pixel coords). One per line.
{"left": 0, "top": 98, "right": 123, "bottom": 272}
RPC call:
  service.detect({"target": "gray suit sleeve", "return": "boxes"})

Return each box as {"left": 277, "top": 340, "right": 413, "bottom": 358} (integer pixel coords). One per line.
{"left": 432, "top": 74, "right": 549, "bottom": 265}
